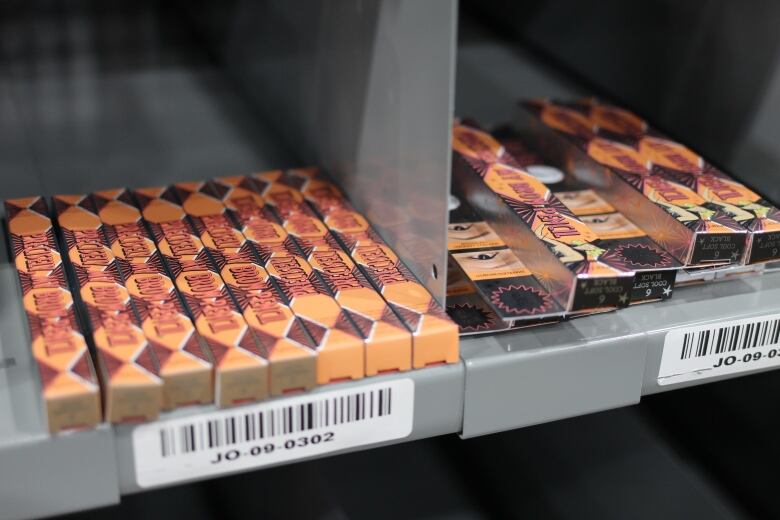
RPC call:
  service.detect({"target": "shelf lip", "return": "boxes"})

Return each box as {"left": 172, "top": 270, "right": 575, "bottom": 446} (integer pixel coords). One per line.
{"left": 113, "top": 362, "right": 465, "bottom": 494}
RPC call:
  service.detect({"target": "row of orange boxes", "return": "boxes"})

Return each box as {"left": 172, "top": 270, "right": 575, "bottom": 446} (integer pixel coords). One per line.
{"left": 4, "top": 170, "right": 459, "bottom": 432}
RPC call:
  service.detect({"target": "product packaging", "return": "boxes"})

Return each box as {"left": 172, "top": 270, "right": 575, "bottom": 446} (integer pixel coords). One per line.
{"left": 451, "top": 122, "right": 635, "bottom": 312}
{"left": 5, "top": 197, "right": 101, "bottom": 432}
{"left": 579, "top": 98, "right": 780, "bottom": 264}
{"left": 174, "top": 180, "right": 364, "bottom": 387}
{"left": 91, "top": 189, "right": 214, "bottom": 408}
{"left": 448, "top": 194, "right": 566, "bottom": 318}
{"left": 53, "top": 194, "right": 163, "bottom": 422}
{"left": 235, "top": 174, "right": 414, "bottom": 376}
{"left": 496, "top": 129, "right": 682, "bottom": 303}
{"left": 132, "top": 187, "right": 268, "bottom": 406}
{"left": 517, "top": 99, "right": 748, "bottom": 267}
{"left": 280, "top": 168, "right": 460, "bottom": 368}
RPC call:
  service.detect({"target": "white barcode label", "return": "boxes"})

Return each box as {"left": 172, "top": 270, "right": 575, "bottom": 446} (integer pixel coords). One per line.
{"left": 133, "top": 379, "right": 414, "bottom": 487}
{"left": 658, "top": 313, "right": 780, "bottom": 385}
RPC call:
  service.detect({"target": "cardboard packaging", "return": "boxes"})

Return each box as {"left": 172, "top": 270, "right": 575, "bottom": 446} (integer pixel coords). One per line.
{"left": 237, "top": 174, "right": 414, "bottom": 376}
{"left": 451, "top": 122, "right": 635, "bottom": 312}
{"left": 577, "top": 98, "right": 780, "bottom": 264}
{"left": 131, "top": 187, "right": 268, "bottom": 407}
{"left": 448, "top": 195, "right": 566, "bottom": 318}
{"left": 91, "top": 189, "right": 214, "bottom": 409}
{"left": 517, "top": 99, "right": 748, "bottom": 267}
{"left": 4, "top": 197, "right": 101, "bottom": 433}
{"left": 445, "top": 257, "right": 512, "bottom": 335}
{"left": 52, "top": 194, "right": 163, "bottom": 423}
{"left": 280, "top": 168, "right": 460, "bottom": 368}
{"left": 496, "top": 130, "right": 682, "bottom": 303}
{"left": 199, "top": 177, "right": 366, "bottom": 384}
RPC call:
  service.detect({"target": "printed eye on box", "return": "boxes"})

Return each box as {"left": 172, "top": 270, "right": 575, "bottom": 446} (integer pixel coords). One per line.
{"left": 579, "top": 98, "right": 780, "bottom": 265}
{"left": 281, "top": 168, "right": 460, "bottom": 369}
{"left": 4, "top": 197, "right": 101, "bottom": 433}
{"left": 91, "top": 189, "right": 214, "bottom": 409}
{"left": 182, "top": 178, "right": 365, "bottom": 387}
{"left": 451, "top": 122, "right": 635, "bottom": 313}
{"left": 243, "top": 174, "right": 414, "bottom": 376}
{"left": 448, "top": 195, "right": 566, "bottom": 318}
{"left": 131, "top": 187, "right": 268, "bottom": 407}
{"left": 53, "top": 194, "right": 163, "bottom": 423}
{"left": 516, "top": 99, "right": 748, "bottom": 268}
{"left": 495, "top": 129, "right": 682, "bottom": 304}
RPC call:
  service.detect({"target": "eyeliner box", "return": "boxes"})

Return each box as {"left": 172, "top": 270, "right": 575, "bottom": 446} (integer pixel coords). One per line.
{"left": 575, "top": 98, "right": 780, "bottom": 265}
{"left": 495, "top": 130, "right": 682, "bottom": 304}
{"left": 451, "top": 122, "right": 635, "bottom": 313}
{"left": 448, "top": 196, "right": 565, "bottom": 319}
{"left": 517, "top": 99, "right": 748, "bottom": 267}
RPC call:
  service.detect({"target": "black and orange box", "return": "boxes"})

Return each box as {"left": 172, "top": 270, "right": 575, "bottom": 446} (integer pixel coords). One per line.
{"left": 52, "top": 194, "right": 163, "bottom": 423}
{"left": 5, "top": 197, "right": 101, "bottom": 433}
{"left": 277, "top": 168, "right": 460, "bottom": 368}
{"left": 197, "top": 177, "right": 367, "bottom": 384}
{"left": 451, "top": 122, "right": 635, "bottom": 312}
{"left": 574, "top": 98, "right": 780, "bottom": 264}
{"left": 131, "top": 187, "right": 267, "bottom": 407}
{"left": 447, "top": 195, "right": 565, "bottom": 319}
{"left": 90, "top": 189, "right": 214, "bottom": 408}
{"left": 238, "top": 172, "right": 414, "bottom": 375}
{"left": 517, "top": 99, "right": 748, "bottom": 267}
{"left": 167, "top": 181, "right": 321, "bottom": 394}
{"left": 495, "top": 129, "right": 682, "bottom": 303}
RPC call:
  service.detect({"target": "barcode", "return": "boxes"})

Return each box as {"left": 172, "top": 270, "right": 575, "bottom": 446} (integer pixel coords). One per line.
{"left": 679, "top": 317, "right": 780, "bottom": 360}
{"left": 159, "top": 387, "right": 393, "bottom": 458}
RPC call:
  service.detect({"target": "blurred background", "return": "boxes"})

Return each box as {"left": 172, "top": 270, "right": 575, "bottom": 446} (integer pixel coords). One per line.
{"left": 3, "top": 0, "right": 780, "bottom": 518}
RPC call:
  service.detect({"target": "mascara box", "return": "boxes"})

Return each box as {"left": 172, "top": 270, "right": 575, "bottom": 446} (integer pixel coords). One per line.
{"left": 577, "top": 98, "right": 780, "bottom": 265}
{"left": 496, "top": 131, "right": 682, "bottom": 304}
{"left": 517, "top": 99, "right": 748, "bottom": 267}
{"left": 451, "top": 122, "right": 635, "bottom": 312}
{"left": 448, "top": 196, "right": 565, "bottom": 319}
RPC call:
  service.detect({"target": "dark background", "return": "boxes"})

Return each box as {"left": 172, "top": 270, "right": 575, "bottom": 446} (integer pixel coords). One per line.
{"left": 3, "top": 1, "right": 779, "bottom": 518}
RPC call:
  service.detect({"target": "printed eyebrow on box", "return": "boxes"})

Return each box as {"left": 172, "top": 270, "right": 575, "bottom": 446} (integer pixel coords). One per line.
{"left": 130, "top": 187, "right": 268, "bottom": 407}
{"left": 90, "top": 189, "right": 214, "bottom": 409}
{"left": 451, "top": 123, "right": 635, "bottom": 312}
{"left": 241, "top": 174, "right": 414, "bottom": 376}
{"left": 279, "top": 168, "right": 459, "bottom": 368}
{"left": 4, "top": 196, "right": 101, "bottom": 433}
{"left": 202, "top": 176, "right": 367, "bottom": 384}
{"left": 52, "top": 194, "right": 163, "bottom": 423}
{"left": 168, "top": 181, "right": 320, "bottom": 395}
{"left": 577, "top": 98, "right": 780, "bottom": 265}
{"left": 519, "top": 99, "right": 748, "bottom": 267}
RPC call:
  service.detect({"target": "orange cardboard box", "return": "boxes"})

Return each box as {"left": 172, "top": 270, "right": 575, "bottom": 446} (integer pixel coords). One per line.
{"left": 275, "top": 169, "right": 459, "bottom": 368}
{"left": 5, "top": 196, "right": 101, "bottom": 433}
{"left": 245, "top": 174, "right": 413, "bottom": 375}
{"left": 170, "top": 181, "right": 318, "bottom": 394}
{"left": 53, "top": 194, "right": 163, "bottom": 423}
{"left": 91, "top": 189, "right": 214, "bottom": 409}
{"left": 205, "top": 176, "right": 366, "bottom": 384}
{"left": 131, "top": 187, "right": 267, "bottom": 407}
